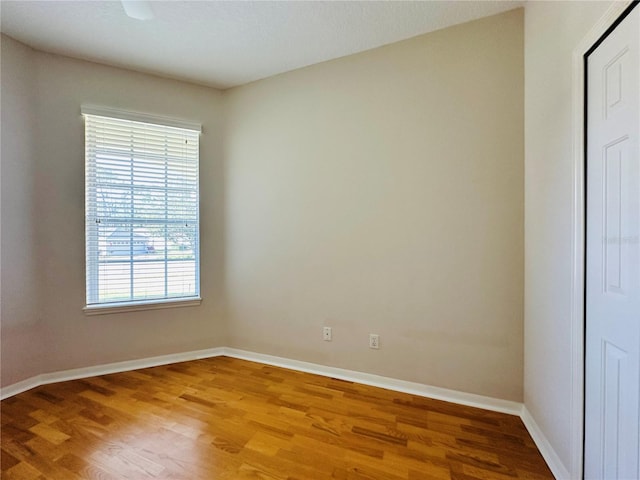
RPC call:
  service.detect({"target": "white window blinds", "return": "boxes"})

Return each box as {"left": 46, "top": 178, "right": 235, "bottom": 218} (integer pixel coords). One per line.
{"left": 84, "top": 109, "right": 200, "bottom": 307}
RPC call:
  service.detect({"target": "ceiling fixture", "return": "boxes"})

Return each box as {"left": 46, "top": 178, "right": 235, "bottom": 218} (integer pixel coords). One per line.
{"left": 121, "top": 0, "right": 155, "bottom": 21}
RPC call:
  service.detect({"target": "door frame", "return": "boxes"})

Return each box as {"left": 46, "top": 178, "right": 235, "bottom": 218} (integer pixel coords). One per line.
{"left": 570, "top": 1, "right": 636, "bottom": 477}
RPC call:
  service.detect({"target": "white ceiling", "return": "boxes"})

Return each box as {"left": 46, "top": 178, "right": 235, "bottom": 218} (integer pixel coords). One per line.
{"left": 0, "top": 1, "right": 522, "bottom": 90}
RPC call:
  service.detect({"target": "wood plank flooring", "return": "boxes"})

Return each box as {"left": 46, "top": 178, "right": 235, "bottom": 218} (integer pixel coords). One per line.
{"left": 1, "top": 356, "right": 553, "bottom": 479}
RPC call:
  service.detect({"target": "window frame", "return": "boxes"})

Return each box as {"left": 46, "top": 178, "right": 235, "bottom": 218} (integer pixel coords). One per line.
{"left": 82, "top": 106, "right": 202, "bottom": 315}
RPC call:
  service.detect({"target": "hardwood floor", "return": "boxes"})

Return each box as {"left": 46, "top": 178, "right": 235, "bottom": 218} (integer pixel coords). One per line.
{"left": 1, "top": 356, "right": 553, "bottom": 479}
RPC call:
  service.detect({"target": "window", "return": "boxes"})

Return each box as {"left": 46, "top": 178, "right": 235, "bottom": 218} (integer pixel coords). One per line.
{"left": 83, "top": 106, "right": 201, "bottom": 312}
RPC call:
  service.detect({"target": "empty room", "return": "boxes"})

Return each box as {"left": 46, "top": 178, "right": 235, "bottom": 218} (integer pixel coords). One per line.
{"left": 1, "top": 1, "right": 638, "bottom": 479}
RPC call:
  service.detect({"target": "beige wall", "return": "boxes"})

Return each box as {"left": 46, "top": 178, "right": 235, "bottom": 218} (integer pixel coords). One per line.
{"left": 524, "top": 0, "right": 613, "bottom": 475}
{"left": 0, "top": 36, "right": 229, "bottom": 385}
{"left": 1, "top": 36, "right": 45, "bottom": 385}
{"left": 224, "top": 10, "right": 524, "bottom": 401}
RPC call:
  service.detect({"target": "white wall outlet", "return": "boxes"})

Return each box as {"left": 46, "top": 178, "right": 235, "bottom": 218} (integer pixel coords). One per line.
{"left": 369, "top": 333, "right": 380, "bottom": 349}
{"left": 323, "top": 326, "right": 332, "bottom": 341}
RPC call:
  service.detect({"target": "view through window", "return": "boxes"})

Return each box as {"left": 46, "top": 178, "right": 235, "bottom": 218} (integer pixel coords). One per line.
{"left": 83, "top": 109, "right": 200, "bottom": 307}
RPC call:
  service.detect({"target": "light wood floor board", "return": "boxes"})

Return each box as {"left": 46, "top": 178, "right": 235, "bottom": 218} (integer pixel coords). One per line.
{"left": 1, "top": 356, "right": 553, "bottom": 479}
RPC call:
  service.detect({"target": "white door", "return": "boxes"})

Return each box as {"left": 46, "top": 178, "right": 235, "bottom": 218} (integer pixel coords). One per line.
{"left": 585, "top": 5, "right": 640, "bottom": 480}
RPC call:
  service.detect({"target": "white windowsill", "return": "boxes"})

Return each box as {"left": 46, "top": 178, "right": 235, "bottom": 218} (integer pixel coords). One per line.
{"left": 84, "top": 297, "right": 201, "bottom": 316}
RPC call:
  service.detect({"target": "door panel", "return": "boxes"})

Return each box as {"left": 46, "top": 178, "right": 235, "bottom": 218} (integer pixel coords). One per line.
{"left": 585, "top": 6, "right": 639, "bottom": 480}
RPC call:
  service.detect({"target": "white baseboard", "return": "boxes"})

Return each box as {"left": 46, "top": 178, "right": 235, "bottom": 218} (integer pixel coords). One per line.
{"left": 0, "top": 376, "right": 42, "bottom": 400}
{"left": 520, "top": 406, "right": 569, "bottom": 480}
{"left": 0, "top": 347, "right": 225, "bottom": 400}
{"left": 1, "top": 346, "right": 521, "bottom": 415}
{"left": 1, "top": 346, "right": 562, "bottom": 480}
{"left": 223, "top": 347, "right": 523, "bottom": 416}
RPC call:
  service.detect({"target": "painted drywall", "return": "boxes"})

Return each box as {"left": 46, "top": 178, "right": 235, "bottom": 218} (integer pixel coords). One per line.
{"left": 224, "top": 10, "right": 524, "bottom": 401}
{"left": 0, "top": 35, "right": 45, "bottom": 385}
{"left": 0, "top": 36, "right": 229, "bottom": 385}
{"left": 524, "top": 0, "right": 614, "bottom": 475}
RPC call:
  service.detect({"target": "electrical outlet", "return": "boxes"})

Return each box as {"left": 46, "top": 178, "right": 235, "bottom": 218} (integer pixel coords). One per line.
{"left": 369, "top": 333, "right": 380, "bottom": 349}
{"left": 323, "top": 326, "right": 332, "bottom": 341}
